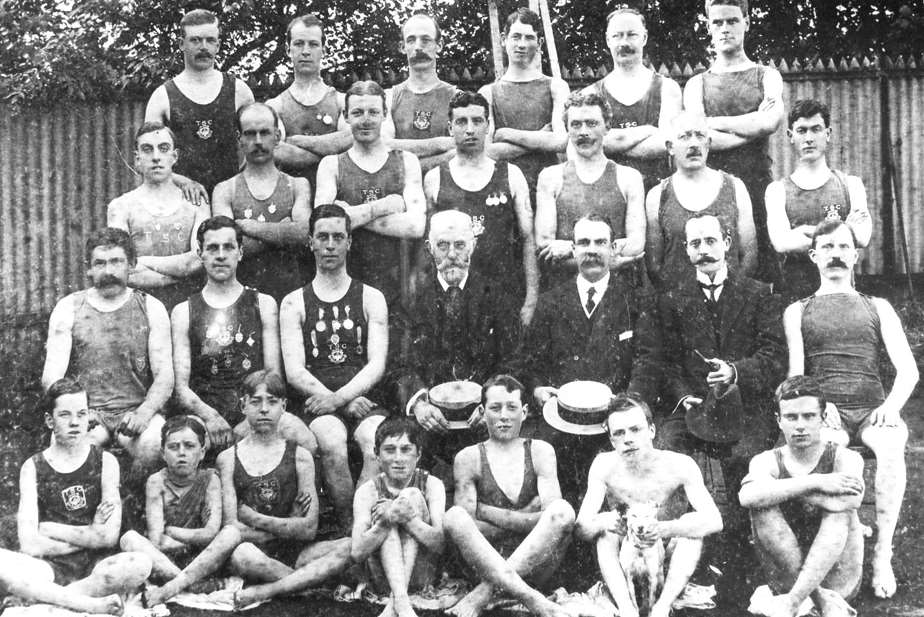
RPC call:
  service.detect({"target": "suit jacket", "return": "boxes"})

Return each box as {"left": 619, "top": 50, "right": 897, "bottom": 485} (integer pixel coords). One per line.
{"left": 393, "top": 270, "right": 519, "bottom": 408}
{"left": 655, "top": 274, "right": 785, "bottom": 411}
{"left": 513, "top": 276, "right": 660, "bottom": 404}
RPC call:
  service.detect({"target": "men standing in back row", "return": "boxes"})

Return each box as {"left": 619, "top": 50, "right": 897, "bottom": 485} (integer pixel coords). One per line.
{"left": 684, "top": 0, "right": 784, "bottom": 285}
{"left": 584, "top": 7, "right": 682, "bottom": 192}
{"left": 145, "top": 9, "right": 255, "bottom": 197}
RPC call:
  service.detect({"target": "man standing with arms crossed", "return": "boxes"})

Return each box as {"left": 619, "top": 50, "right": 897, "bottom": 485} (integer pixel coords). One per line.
{"left": 784, "top": 220, "right": 918, "bottom": 598}
{"left": 684, "top": 0, "right": 784, "bottom": 285}
{"left": 765, "top": 99, "right": 872, "bottom": 303}
{"left": 212, "top": 102, "right": 313, "bottom": 303}
{"left": 146, "top": 9, "right": 255, "bottom": 198}
{"left": 583, "top": 7, "right": 681, "bottom": 192}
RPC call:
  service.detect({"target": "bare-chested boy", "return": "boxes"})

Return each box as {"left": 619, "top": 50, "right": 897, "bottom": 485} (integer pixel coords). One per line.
{"left": 352, "top": 417, "right": 446, "bottom": 617}
{"left": 576, "top": 394, "right": 722, "bottom": 617}
{"left": 216, "top": 370, "right": 350, "bottom": 608}
{"left": 444, "top": 374, "right": 574, "bottom": 617}
{"left": 120, "top": 415, "right": 242, "bottom": 605}
{"left": 15, "top": 378, "right": 152, "bottom": 612}
{"left": 739, "top": 376, "right": 864, "bottom": 617}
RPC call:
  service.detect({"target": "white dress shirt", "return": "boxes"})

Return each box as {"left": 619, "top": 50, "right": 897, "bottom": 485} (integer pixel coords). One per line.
{"left": 576, "top": 272, "right": 610, "bottom": 318}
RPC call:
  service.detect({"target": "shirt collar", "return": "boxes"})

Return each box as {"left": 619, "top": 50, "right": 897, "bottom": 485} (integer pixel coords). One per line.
{"left": 696, "top": 264, "right": 728, "bottom": 287}
{"left": 437, "top": 270, "right": 469, "bottom": 292}
{"left": 577, "top": 271, "right": 610, "bottom": 297}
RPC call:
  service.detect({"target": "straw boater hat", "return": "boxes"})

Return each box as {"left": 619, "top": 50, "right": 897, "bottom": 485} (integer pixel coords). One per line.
{"left": 543, "top": 381, "right": 613, "bottom": 435}
{"left": 428, "top": 380, "right": 482, "bottom": 430}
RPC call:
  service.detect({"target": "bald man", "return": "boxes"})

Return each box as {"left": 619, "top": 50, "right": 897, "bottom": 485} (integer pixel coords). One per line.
{"left": 395, "top": 210, "right": 519, "bottom": 488}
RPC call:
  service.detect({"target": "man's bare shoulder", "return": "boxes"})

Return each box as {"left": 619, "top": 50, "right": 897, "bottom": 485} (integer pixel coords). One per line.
{"left": 453, "top": 443, "right": 481, "bottom": 470}
{"left": 528, "top": 438, "right": 557, "bottom": 461}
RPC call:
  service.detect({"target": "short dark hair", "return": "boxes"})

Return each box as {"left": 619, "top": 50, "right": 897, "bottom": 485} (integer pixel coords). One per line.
{"left": 287, "top": 13, "right": 324, "bottom": 46}
{"left": 374, "top": 416, "right": 422, "bottom": 454}
{"left": 44, "top": 377, "right": 85, "bottom": 415}
{"left": 685, "top": 213, "right": 730, "bottom": 241}
{"left": 604, "top": 392, "right": 654, "bottom": 429}
{"left": 606, "top": 7, "right": 647, "bottom": 29}
{"left": 196, "top": 215, "right": 242, "bottom": 248}
{"left": 573, "top": 213, "right": 614, "bottom": 242}
{"left": 86, "top": 227, "right": 136, "bottom": 267}
{"left": 504, "top": 8, "right": 542, "bottom": 36}
{"left": 241, "top": 370, "right": 287, "bottom": 399}
{"left": 161, "top": 414, "right": 207, "bottom": 447}
{"left": 705, "top": 0, "right": 749, "bottom": 16}
{"left": 403, "top": 10, "right": 442, "bottom": 43}
{"left": 236, "top": 101, "right": 280, "bottom": 133}
{"left": 775, "top": 375, "right": 826, "bottom": 413}
{"left": 179, "top": 9, "right": 219, "bottom": 36}
{"left": 448, "top": 90, "right": 490, "bottom": 121}
{"left": 788, "top": 99, "right": 831, "bottom": 129}
{"left": 564, "top": 91, "right": 613, "bottom": 129}
{"left": 344, "top": 80, "right": 386, "bottom": 115}
{"left": 310, "top": 203, "right": 352, "bottom": 236}
{"left": 481, "top": 374, "right": 525, "bottom": 406}
{"left": 135, "top": 121, "right": 176, "bottom": 149}
{"left": 810, "top": 219, "right": 856, "bottom": 250}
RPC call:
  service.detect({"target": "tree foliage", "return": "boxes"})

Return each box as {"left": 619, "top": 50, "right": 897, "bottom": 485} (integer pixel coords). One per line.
{"left": 1, "top": 0, "right": 923, "bottom": 109}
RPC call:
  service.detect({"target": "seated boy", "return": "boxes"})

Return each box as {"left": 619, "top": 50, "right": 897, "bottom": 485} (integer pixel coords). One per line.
{"left": 120, "top": 415, "right": 242, "bottom": 604}
{"left": 15, "top": 378, "right": 151, "bottom": 609}
{"left": 575, "top": 394, "right": 723, "bottom": 617}
{"left": 351, "top": 417, "right": 446, "bottom": 617}
{"left": 216, "top": 370, "right": 351, "bottom": 607}
{"left": 444, "top": 374, "right": 574, "bottom": 617}
{"left": 739, "top": 376, "right": 864, "bottom": 617}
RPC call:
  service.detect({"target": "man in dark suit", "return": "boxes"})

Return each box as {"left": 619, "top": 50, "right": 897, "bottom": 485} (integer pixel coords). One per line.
{"left": 395, "top": 209, "right": 519, "bottom": 484}
{"left": 516, "top": 213, "right": 659, "bottom": 504}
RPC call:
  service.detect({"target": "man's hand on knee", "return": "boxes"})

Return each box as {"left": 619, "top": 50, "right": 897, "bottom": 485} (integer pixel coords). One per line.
{"left": 306, "top": 392, "right": 344, "bottom": 416}
{"left": 869, "top": 404, "right": 901, "bottom": 428}
{"left": 815, "top": 473, "right": 864, "bottom": 497}
{"left": 345, "top": 396, "right": 375, "bottom": 419}
{"left": 117, "top": 410, "right": 153, "bottom": 438}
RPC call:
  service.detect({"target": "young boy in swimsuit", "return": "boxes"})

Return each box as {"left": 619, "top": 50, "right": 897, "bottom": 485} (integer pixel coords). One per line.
{"left": 120, "top": 415, "right": 242, "bottom": 605}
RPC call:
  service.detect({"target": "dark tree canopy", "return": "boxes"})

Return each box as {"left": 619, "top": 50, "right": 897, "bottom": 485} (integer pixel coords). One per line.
{"left": 1, "top": 0, "right": 922, "bottom": 108}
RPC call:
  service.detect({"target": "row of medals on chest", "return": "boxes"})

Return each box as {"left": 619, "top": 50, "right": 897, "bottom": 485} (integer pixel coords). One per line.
{"left": 206, "top": 320, "right": 257, "bottom": 375}
{"left": 310, "top": 305, "right": 360, "bottom": 364}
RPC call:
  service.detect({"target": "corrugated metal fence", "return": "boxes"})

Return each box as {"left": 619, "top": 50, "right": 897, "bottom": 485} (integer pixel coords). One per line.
{"left": 1, "top": 58, "right": 921, "bottom": 327}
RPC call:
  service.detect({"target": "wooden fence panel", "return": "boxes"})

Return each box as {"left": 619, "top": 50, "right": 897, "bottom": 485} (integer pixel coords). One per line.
{"left": 889, "top": 72, "right": 924, "bottom": 274}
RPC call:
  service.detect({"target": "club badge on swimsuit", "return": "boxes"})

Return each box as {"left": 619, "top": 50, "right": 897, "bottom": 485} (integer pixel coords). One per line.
{"left": 823, "top": 203, "right": 845, "bottom": 221}
{"left": 252, "top": 478, "right": 280, "bottom": 510}
{"left": 360, "top": 187, "right": 383, "bottom": 203}
{"left": 195, "top": 119, "right": 213, "bottom": 140}
{"left": 328, "top": 335, "right": 347, "bottom": 364}
{"left": 413, "top": 110, "right": 433, "bottom": 131}
{"left": 61, "top": 485, "right": 87, "bottom": 511}
{"left": 471, "top": 214, "right": 486, "bottom": 237}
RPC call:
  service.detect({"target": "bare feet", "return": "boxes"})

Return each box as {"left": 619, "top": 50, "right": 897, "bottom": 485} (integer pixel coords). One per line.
{"left": 377, "top": 598, "right": 396, "bottom": 617}
{"left": 145, "top": 585, "right": 170, "bottom": 607}
{"left": 871, "top": 555, "right": 897, "bottom": 599}
{"left": 530, "top": 597, "right": 570, "bottom": 617}
{"left": 392, "top": 595, "right": 419, "bottom": 617}
{"left": 766, "top": 594, "right": 800, "bottom": 617}
{"left": 816, "top": 589, "right": 855, "bottom": 617}
{"left": 87, "top": 594, "right": 124, "bottom": 616}
{"left": 446, "top": 584, "right": 492, "bottom": 617}
{"left": 234, "top": 587, "right": 265, "bottom": 610}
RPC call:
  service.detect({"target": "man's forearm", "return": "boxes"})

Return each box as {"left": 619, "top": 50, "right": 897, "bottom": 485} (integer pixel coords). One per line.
{"left": 385, "top": 136, "right": 454, "bottom": 159}
{"left": 403, "top": 517, "right": 443, "bottom": 553}
{"left": 602, "top": 126, "right": 656, "bottom": 155}
{"left": 241, "top": 221, "right": 310, "bottom": 246}
{"left": 138, "top": 253, "right": 200, "bottom": 278}
{"left": 165, "top": 525, "right": 214, "bottom": 546}
{"left": 287, "top": 131, "right": 352, "bottom": 157}
{"left": 242, "top": 509, "right": 315, "bottom": 541}
{"left": 274, "top": 142, "right": 321, "bottom": 171}
{"left": 660, "top": 511, "right": 721, "bottom": 539}
{"left": 39, "top": 522, "right": 112, "bottom": 549}
{"left": 138, "top": 376, "right": 173, "bottom": 420}
{"left": 347, "top": 195, "right": 405, "bottom": 229}
{"left": 477, "top": 503, "right": 539, "bottom": 533}
{"left": 495, "top": 129, "right": 567, "bottom": 153}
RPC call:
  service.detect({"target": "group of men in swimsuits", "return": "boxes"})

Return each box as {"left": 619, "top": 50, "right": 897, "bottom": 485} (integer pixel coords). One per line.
{"left": 4, "top": 2, "right": 919, "bottom": 617}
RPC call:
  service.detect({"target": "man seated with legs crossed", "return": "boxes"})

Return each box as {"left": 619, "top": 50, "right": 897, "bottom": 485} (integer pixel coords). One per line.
{"left": 352, "top": 417, "right": 446, "bottom": 617}
{"left": 576, "top": 394, "right": 722, "bottom": 617}
{"left": 119, "top": 416, "right": 242, "bottom": 605}
{"left": 444, "top": 374, "right": 574, "bottom": 617}
{"left": 739, "top": 376, "right": 864, "bottom": 617}
{"left": 217, "top": 370, "right": 351, "bottom": 607}
{"left": 15, "top": 378, "right": 152, "bottom": 612}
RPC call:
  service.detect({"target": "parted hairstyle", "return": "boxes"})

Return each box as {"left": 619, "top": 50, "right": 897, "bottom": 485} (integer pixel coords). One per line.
{"left": 161, "top": 414, "right": 208, "bottom": 447}
{"left": 504, "top": 7, "right": 542, "bottom": 36}
{"left": 604, "top": 392, "right": 654, "bottom": 428}
{"left": 44, "top": 377, "right": 85, "bottom": 415}
{"left": 241, "top": 370, "right": 287, "bottom": 399}
{"left": 374, "top": 416, "right": 423, "bottom": 454}
{"left": 810, "top": 219, "right": 856, "bottom": 250}
{"left": 563, "top": 91, "right": 614, "bottom": 129}
{"left": 179, "top": 9, "right": 219, "bottom": 36}
{"left": 235, "top": 101, "right": 280, "bottom": 133}
{"left": 606, "top": 6, "right": 647, "bottom": 29}
{"left": 287, "top": 13, "right": 324, "bottom": 46}
{"left": 448, "top": 90, "right": 490, "bottom": 120}
{"left": 572, "top": 213, "right": 614, "bottom": 242}
{"left": 344, "top": 80, "right": 387, "bottom": 115}
{"left": 196, "top": 215, "right": 243, "bottom": 248}
{"left": 86, "top": 227, "right": 136, "bottom": 266}
{"left": 404, "top": 10, "right": 442, "bottom": 43}
{"left": 705, "top": 0, "right": 749, "bottom": 15}
{"left": 310, "top": 203, "right": 352, "bottom": 236}
{"left": 775, "top": 375, "right": 827, "bottom": 413}
{"left": 788, "top": 99, "right": 831, "bottom": 129}
{"left": 135, "top": 121, "right": 176, "bottom": 148}
{"left": 481, "top": 374, "right": 526, "bottom": 407}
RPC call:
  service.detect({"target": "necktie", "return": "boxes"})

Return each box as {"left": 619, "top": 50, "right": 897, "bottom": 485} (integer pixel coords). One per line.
{"left": 442, "top": 285, "right": 464, "bottom": 369}
{"left": 699, "top": 282, "right": 721, "bottom": 303}
{"left": 585, "top": 286, "right": 597, "bottom": 315}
